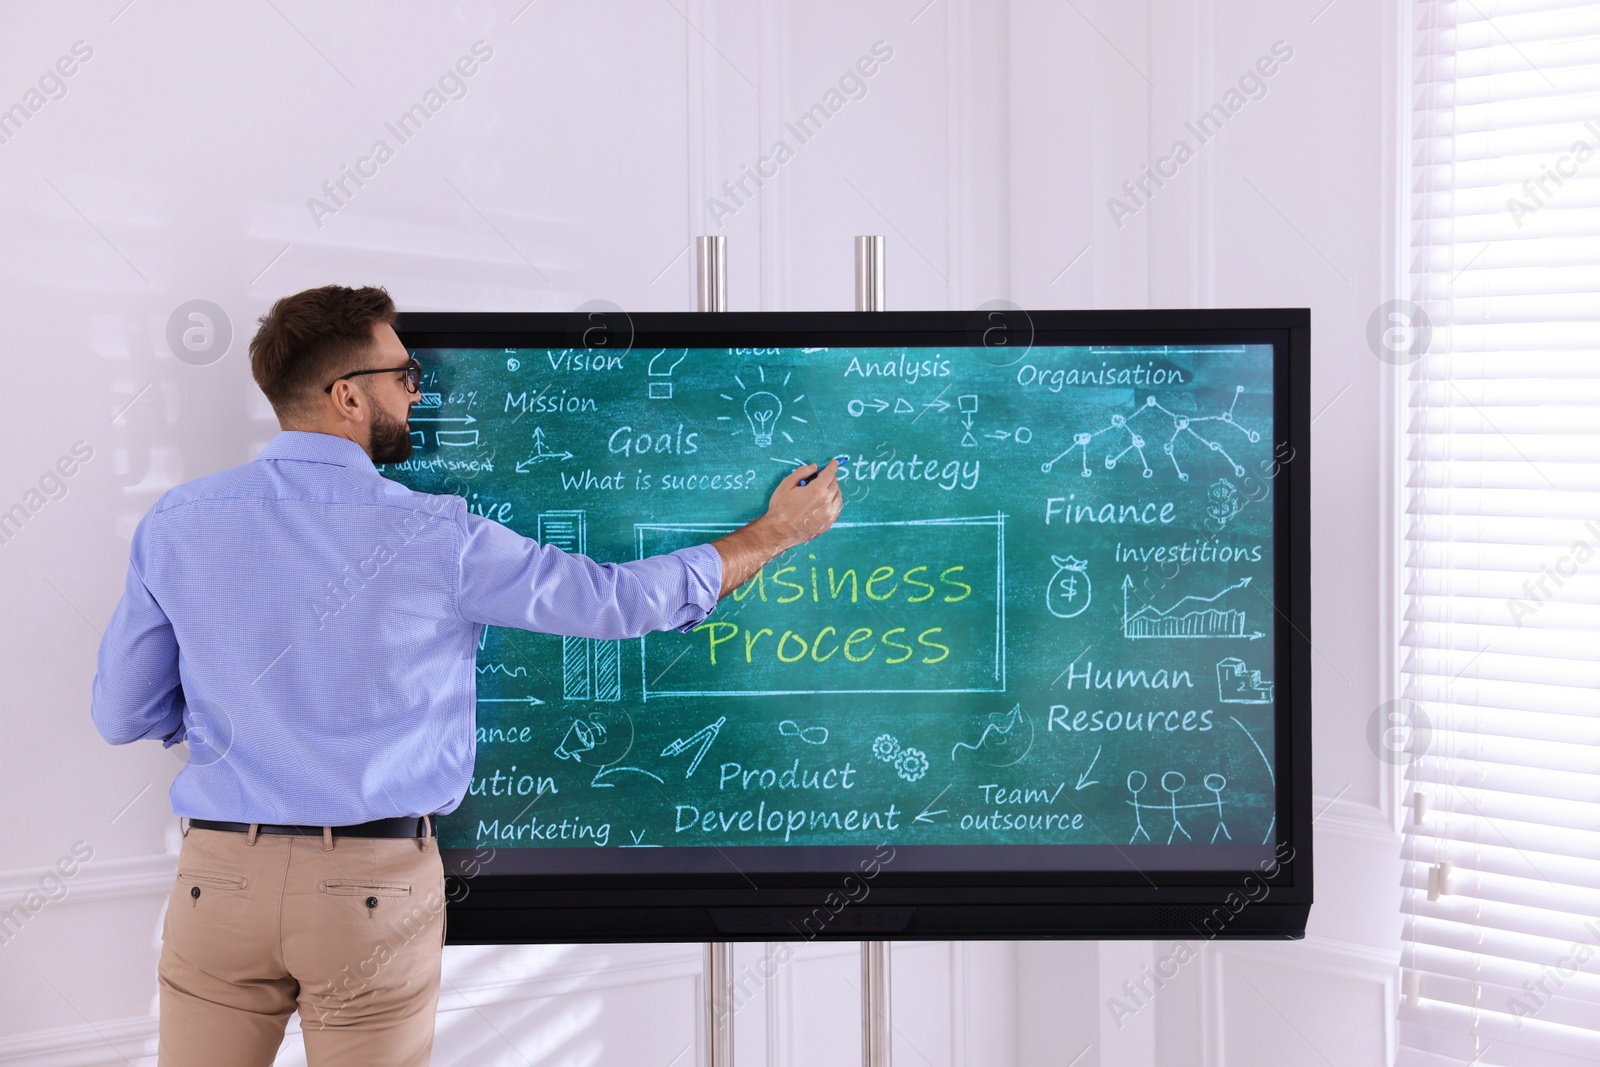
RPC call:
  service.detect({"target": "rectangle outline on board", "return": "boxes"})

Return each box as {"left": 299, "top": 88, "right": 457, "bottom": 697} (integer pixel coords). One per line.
{"left": 635, "top": 515, "right": 1005, "bottom": 699}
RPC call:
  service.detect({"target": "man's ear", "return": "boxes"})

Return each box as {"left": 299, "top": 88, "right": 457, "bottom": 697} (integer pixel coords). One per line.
{"left": 329, "top": 380, "right": 369, "bottom": 425}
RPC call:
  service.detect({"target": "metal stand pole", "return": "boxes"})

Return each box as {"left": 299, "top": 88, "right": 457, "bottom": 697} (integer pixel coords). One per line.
{"left": 854, "top": 234, "right": 892, "bottom": 1067}
{"left": 862, "top": 939, "right": 892, "bottom": 1067}
{"left": 696, "top": 235, "right": 735, "bottom": 1067}
{"left": 705, "top": 941, "right": 734, "bottom": 1067}
{"left": 854, "top": 235, "right": 884, "bottom": 312}
{"left": 697, "top": 235, "right": 727, "bottom": 313}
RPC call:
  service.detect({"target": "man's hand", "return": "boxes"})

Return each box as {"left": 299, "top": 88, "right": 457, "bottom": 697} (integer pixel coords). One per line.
{"left": 711, "top": 460, "right": 843, "bottom": 597}
{"left": 764, "top": 459, "right": 843, "bottom": 546}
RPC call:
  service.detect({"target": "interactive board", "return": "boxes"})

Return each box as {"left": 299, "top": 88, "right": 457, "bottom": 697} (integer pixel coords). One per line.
{"left": 392, "top": 309, "right": 1312, "bottom": 942}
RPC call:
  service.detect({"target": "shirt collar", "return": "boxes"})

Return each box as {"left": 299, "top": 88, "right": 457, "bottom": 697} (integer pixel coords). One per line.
{"left": 255, "top": 431, "right": 377, "bottom": 472}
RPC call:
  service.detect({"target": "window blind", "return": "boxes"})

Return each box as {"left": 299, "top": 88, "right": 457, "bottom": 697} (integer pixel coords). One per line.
{"left": 1400, "top": 1, "right": 1600, "bottom": 1064}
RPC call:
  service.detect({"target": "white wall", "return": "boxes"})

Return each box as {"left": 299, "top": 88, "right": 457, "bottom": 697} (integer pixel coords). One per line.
{"left": 0, "top": 1, "right": 1400, "bottom": 1063}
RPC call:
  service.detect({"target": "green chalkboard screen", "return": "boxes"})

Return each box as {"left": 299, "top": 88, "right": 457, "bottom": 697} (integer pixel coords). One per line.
{"left": 394, "top": 310, "right": 1311, "bottom": 942}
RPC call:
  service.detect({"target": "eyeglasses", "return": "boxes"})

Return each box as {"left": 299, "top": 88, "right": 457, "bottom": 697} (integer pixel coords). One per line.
{"left": 325, "top": 357, "right": 421, "bottom": 394}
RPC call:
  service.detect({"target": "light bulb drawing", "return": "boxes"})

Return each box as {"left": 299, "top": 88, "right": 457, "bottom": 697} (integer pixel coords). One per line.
{"left": 719, "top": 364, "right": 809, "bottom": 447}
{"left": 744, "top": 391, "right": 783, "bottom": 447}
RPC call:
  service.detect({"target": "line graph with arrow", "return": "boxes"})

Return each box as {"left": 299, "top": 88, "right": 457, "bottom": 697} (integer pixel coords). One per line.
{"left": 951, "top": 703, "right": 1033, "bottom": 766}
{"left": 1121, "top": 575, "right": 1263, "bottom": 639}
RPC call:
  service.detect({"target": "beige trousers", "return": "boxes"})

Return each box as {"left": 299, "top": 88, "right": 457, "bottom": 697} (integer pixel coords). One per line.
{"left": 157, "top": 825, "right": 446, "bottom": 1067}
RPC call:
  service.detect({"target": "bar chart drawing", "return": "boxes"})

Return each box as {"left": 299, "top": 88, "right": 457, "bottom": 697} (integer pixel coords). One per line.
{"left": 1121, "top": 575, "right": 1263, "bottom": 640}
{"left": 538, "top": 510, "right": 622, "bottom": 702}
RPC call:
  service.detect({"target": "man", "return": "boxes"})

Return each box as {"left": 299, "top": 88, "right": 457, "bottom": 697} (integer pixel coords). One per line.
{"left": 90, "top": 284, "right": 842, "bottom": 1066}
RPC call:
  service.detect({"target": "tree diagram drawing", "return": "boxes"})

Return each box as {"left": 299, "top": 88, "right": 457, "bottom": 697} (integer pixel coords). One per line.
{"left": 1042, "top": 386, "right": 1260, "bottom": 482}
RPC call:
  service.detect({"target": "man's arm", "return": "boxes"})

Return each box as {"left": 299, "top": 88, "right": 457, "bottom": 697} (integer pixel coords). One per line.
{"left": 91, "top": 518, "right": 187, "bottom": 747}
{"left": 711, "top": 460, "right": 843, "bottom": 597}
{"left": 454, "top": 461, "right": 842, "bottom": 637}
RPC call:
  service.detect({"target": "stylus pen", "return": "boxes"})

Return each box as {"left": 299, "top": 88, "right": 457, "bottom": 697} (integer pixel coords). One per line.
{"left": 799, "top": 456, "right": 849, "bottom": 486}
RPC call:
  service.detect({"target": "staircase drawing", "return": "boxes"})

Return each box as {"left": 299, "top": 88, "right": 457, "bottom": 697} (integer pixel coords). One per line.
{"left": 1216, "top": 657, "right": 1274, "bottom": 703}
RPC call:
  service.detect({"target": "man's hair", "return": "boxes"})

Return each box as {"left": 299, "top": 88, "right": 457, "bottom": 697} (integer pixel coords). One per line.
{"left": 249, "top": 285, "right": 397, "bottom": 420}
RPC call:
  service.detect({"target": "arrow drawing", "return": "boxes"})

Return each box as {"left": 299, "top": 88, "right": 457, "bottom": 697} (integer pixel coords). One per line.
{"left": 477, "top": 696, "right": 546, "bottom": 706}
{"left": 515, "top": 427, "right": 573, "bottom": 471}
{"left": 1076, "top": 745, "right": 1102, "bottom": 790}
{"left": 573, "top": 712, "right": 666, "bottom": 787}
{"left": 409, "top": 414, "right": 477, "bottom": 424}
{"left": 913, "top": 784, "right": 952, "bottom": 824}
{"left": 951, "top": 704, "right": 1031, "bottom": 765}
{"left": 591, "top": 765, "right": 664, "bottom": 788}
{"left": 660, "top": 716, "right": 726, "bottom": 778}
{"left": 848, "top": 395, "right": 966, "bottom": 418}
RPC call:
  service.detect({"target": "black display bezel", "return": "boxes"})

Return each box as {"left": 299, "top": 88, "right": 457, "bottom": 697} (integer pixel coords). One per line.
{"left": 395, "top": 308, "right": 1313, "bottom": 942}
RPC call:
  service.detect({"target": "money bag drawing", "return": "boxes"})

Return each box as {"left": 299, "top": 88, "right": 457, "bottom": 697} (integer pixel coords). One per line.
{"left": 1205, "top": 478, "right": 1243, "bottom": 529}
{"left": 1046, "top": 555, "right": 1092, "bottom": 618}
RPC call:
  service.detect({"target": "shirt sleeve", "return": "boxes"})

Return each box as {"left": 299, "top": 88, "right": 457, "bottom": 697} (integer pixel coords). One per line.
{"left": 91, "top": 511, "right": 187, "bottom": 747}
{"left": 455, "top": 510, "right": 723, "bottom": 638}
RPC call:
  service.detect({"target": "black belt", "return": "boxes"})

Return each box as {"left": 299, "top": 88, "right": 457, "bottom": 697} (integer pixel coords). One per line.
{"left": 187, "top": 816, "right": 440, "bottom": 839}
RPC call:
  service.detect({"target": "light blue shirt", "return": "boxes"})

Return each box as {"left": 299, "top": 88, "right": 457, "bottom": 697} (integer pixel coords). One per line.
{"left": 91, "top": 431, "right": 723, "bottom": 824}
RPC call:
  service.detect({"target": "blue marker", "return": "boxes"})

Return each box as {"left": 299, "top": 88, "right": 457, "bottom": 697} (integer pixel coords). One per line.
{"left": 799, "top": 456, "right": 849, "bottom": 486}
